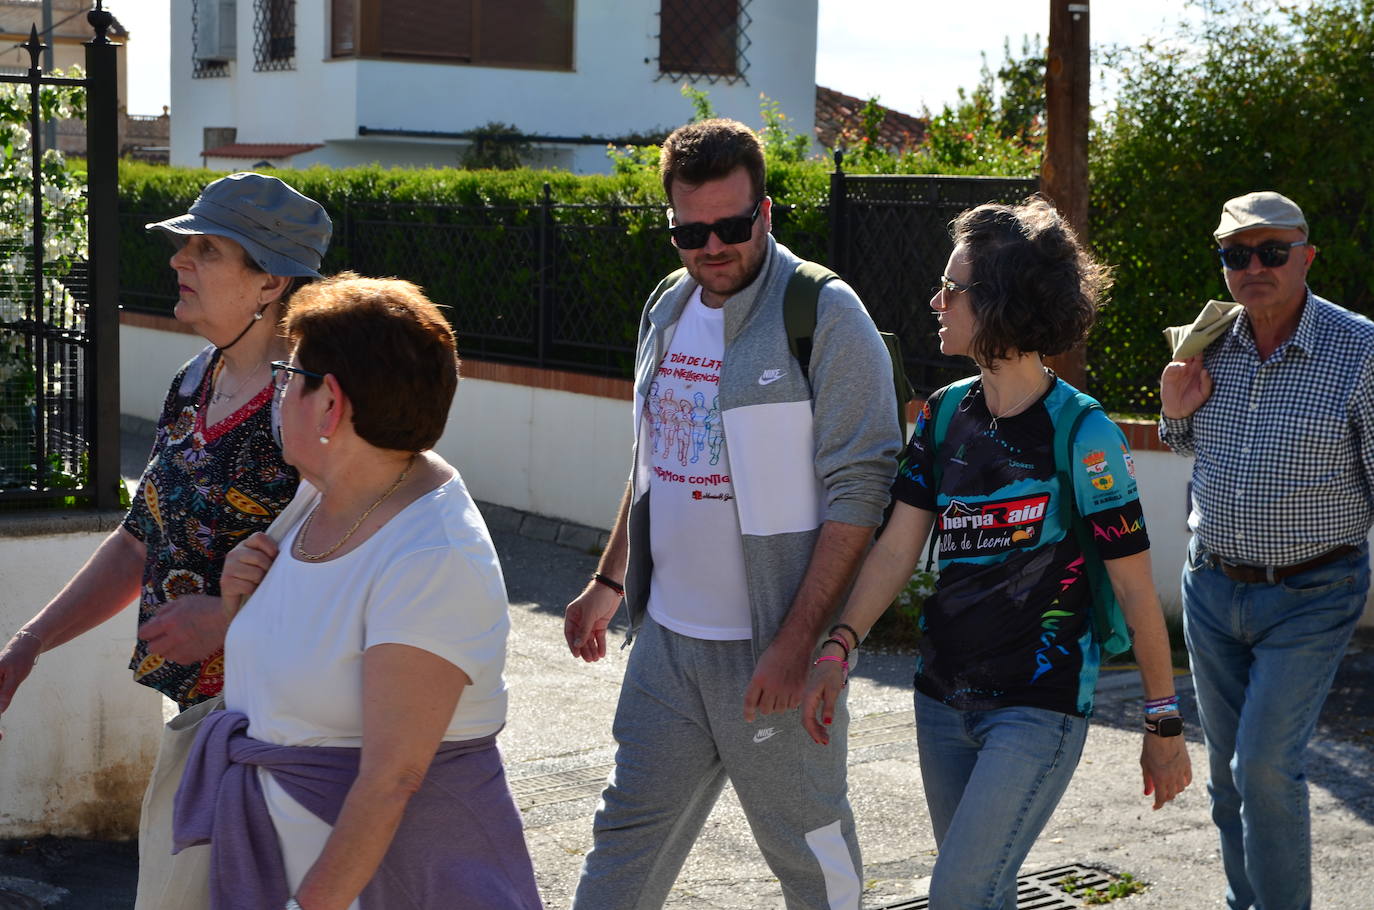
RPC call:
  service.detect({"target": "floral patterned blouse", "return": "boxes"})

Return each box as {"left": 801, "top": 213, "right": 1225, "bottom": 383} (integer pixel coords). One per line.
{"left": 122, "top": 346, "right": 299, "bottom": 708}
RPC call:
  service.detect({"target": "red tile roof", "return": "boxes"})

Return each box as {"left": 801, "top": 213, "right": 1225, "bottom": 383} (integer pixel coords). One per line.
{"left": 814, "top": 85, "right": 927, "bottom": 153}
{"left": 201, "top": 142, "right": 324, "bottom": 159}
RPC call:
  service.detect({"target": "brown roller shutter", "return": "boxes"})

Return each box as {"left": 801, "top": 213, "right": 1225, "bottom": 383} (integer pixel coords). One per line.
{"left": 331, "top": 0, "right": 356, "bottom": 57}
{"left": 379, "top": 0, "right": 475, "bottom": 61}
{"left": 478, "top": 0, "right": 573, "bottom": 69}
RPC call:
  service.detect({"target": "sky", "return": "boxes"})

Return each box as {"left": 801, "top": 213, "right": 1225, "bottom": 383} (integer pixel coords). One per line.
{"left": 115, "top": 1, "right": 1204, "bottom": 117}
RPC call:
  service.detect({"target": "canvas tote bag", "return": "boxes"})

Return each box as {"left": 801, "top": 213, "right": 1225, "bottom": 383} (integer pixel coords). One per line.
{"left": 134, "top": 486, "right": 319, "bottom": 910}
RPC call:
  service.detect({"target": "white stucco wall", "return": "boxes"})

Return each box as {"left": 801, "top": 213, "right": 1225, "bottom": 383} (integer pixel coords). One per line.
{"left": 0, "top": 530, "right": 164, "bottom": 839}
{"left": 170, "top": 0, "right": 819, "bottom": 172}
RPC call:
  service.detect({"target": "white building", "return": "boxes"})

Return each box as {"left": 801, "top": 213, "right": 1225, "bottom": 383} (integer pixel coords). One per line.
{"left": 170, "top": 0, "right": 819, "bottom": 173}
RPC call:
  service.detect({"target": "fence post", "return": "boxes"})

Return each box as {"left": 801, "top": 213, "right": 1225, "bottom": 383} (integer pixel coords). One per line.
{"left": 828, "top": 150, "right": 847, "bottom": 275}
{"left": 85, "top": 4, "right": 120, "bottom": 509}
{"left": 536, "top": 182, "right": 553, "bottom": 367}
{"left": 22, "top": 27, "right": 48, "bottom": 493}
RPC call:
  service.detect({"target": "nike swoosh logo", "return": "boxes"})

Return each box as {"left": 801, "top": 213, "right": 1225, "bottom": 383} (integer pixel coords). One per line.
{"left": 753, "top": 727, "right": 778, "bottom": 744}
{"left": 758, "top": 369, "right": 784, "bottom": 386}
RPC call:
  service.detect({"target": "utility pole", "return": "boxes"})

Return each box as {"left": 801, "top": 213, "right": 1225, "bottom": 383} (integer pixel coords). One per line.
{"left": 1042, "top": 0, "right": 1091, "bottom": 388}
{"left": 41, "top": 0, "right": 56, "bottom": 150}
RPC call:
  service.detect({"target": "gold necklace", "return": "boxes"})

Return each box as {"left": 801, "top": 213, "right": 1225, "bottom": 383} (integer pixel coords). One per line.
{"left": 294, "top": 455, "right": 418, "bottom": 561}
{"left": 987, "top": 368, "right": 1051, "bottom": 434}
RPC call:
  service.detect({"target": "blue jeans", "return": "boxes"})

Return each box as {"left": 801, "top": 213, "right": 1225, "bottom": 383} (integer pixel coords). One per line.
{"left": 1182, "top": 538, "right": 1368, "bottom": 910}
{"left": 914, "top": 691, "right": 1088, "bottom": 910}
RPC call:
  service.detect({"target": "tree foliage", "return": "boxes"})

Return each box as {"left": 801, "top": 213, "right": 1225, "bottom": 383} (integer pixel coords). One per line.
{"left": 1090, "top": 0, "right": 1374, "bottom": 413}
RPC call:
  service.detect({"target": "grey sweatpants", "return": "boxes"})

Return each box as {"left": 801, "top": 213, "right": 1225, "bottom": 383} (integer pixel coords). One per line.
{"left": 572, "top": 615, "right": 862, "bottom": 910}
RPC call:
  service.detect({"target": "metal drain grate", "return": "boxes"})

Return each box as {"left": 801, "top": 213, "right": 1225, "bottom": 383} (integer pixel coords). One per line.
{"left": 871, "top": 863, "right": 1129, "bottom": 909}
{"left": 508, "top": 764, "right": 614, "bottom": 810}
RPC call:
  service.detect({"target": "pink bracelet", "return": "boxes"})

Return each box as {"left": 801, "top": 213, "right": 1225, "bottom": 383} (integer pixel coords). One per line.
{"left": 813, "top": 654, "right": 849, "bottom": 687}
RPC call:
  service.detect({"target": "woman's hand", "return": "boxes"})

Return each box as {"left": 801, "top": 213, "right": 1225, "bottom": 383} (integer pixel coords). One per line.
{"left": 800, "top": 646, "right": 848, "bottom": 746}
{"left": 139, "top": 595, "right": 230, "bottom": 663}
{"left": 1141, "top": 731, "right": 1192, "bottom": 809}
{"left": 221, "top": 532, "right": 279, "bottom": 603}
{"left": 0, "top": 631, "right": 43, "bottom": 739}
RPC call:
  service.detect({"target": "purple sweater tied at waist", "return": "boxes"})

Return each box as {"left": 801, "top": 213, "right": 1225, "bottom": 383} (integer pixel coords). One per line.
{"left": 172, "top": 708, "right": 543, "bottom": 910}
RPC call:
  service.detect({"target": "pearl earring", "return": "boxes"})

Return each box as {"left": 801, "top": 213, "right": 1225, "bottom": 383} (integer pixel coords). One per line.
{"left": 319, "top": 435, "right": 330, "bottom": 445}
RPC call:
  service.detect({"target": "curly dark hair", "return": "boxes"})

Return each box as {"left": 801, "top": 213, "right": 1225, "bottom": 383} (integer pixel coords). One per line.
{"left": 950, "top": 196, "right": 1110, "bottom": 366}
{"left": 659, "top": 118, "right": 765, "bottom": 205}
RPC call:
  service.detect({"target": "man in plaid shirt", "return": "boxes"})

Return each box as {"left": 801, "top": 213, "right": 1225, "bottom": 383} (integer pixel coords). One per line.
{"left": 1160, "top": 191, "right": 1374, "bottom": 910}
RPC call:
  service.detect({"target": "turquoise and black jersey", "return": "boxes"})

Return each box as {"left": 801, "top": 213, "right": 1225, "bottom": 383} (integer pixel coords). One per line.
{"left": 892, "top": 377, "right": 1149, "bottom": 716}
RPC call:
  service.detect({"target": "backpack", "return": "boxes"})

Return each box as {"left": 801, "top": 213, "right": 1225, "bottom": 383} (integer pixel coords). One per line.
{"left": 643, "top": 263, "right": 916, "bottom": 442}
{"left": 922, "top": 379, "right": 1134, "bottom": 658}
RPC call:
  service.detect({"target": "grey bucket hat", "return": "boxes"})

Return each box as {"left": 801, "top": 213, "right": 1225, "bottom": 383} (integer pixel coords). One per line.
{"left": 146, "top": 172, "right": 332, "bottom": 278}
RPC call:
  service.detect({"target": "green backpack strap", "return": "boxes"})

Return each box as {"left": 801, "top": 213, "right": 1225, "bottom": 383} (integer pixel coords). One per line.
{"left": 783, "top": 261, "right": 916, "bottom": 441}
{"left": 1052, "top": 392, "right": 1133, "bottom": 658}
{"left": 921, "top": 377, "right": 977, "bottom": 572}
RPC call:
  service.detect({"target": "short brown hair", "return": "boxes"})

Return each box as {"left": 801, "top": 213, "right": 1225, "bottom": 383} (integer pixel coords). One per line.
{"left": 283, "top": 273, "right": 459, "bottom": 452}
{"left": 951, "top": 197, "right": 1110, "bottom": 366}
{"left": 660, "top": 118, "right": 765, "bottom": 204}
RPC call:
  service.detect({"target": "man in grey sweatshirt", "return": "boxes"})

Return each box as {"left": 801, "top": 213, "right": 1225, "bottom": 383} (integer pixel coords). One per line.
{"left": 564, "top": 118, "right": 901, "bottom": 910}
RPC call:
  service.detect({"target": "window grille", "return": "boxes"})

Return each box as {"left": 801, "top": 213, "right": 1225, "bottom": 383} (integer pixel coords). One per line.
{"left": 192, "top": 0, "right": 231, "bottom": 78}
{"left": 658, "top": 0, "right": 751, "bottom": 84}
{"left": 254, "top": 0, "right": 296, "bottom": 71}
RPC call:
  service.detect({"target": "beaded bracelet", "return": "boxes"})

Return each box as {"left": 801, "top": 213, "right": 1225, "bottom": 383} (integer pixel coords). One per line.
{"left": 829, "top": 622, "right": 861, "bottom": 650}
{"left": 820, "top": 636, "right": 851, "bottom": 662}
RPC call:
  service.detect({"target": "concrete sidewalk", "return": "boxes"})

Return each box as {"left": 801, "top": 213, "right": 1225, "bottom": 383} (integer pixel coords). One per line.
{"left": 3, "top": 522, "right": 1373, "bottom": 909}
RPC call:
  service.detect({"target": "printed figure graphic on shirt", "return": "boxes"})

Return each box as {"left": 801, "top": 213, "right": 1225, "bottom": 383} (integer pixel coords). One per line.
{"left": 654, "top": 389, "right": 680, "bottom": 458}
{"left": 706, "top": 398, "right": 724, "bottom": 466}
{"left": 689, "top": 393, "right": 710, "bottom": 464}
{"left": 647, "top": 382, "right": 662, "bottom": 454}
{"left": 676, "top": 399, "right": 694, "bottom": 466}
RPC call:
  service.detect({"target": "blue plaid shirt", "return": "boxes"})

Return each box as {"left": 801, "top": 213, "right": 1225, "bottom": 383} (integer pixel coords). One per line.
{"left": 1160, "top": 290, "right": 1374, "bottom": 566}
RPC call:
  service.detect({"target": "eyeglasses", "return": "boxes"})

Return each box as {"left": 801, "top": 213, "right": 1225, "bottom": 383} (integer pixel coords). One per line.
{"left": 270, "top": 360, "right": 324, "bottom": 395}
{"left": 931, "top": 275, "right": 972, "bottom": 310}
{"left": 1217, "top": 240, "right": 1308, "bottom": 271}
{"left": 667, "top": 199, "right": 763, "bottom": 250}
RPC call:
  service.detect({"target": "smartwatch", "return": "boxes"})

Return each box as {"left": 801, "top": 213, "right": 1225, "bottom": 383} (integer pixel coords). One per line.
{"left": 1144, "top": 715, "right": 1184, "bottom": 737}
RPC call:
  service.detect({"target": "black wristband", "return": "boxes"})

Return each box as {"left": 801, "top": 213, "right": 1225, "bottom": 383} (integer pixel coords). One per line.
{"left": 592, "top": 572, "right": 625, "bottom": 597}
{"left": 821, "top": 636, "right": 851, "bottom": 662}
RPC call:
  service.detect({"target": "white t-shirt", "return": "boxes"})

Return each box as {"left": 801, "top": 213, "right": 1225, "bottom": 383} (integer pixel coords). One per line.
{"left": 644, "top": 289, "right": 752, "bottom": 640}
{"left": 223, "top": 472, "right": 510, "bottom": 901}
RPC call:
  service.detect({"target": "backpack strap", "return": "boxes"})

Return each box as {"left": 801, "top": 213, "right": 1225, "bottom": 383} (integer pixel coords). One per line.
{"left": 922, "top": 377, "right": 978, "bottom": 572}
{"left": 783, "top": 261, "right": 836, "bottom": 381}
{"left": 1052, "top": 391, "right": 1131, "bottom": 656}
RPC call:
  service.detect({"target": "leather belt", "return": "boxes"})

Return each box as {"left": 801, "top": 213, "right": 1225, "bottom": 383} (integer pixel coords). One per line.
{"left": 1215, "top": 545, "right": 1360, "bottom": 585}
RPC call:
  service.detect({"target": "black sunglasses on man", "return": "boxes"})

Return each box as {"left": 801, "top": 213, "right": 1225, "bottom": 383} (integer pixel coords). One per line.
{"left": 1217, "top": 240, "right": 1308, "bottom": 271}
{"left": 668, "top": 199, "right": 763, "bottom": 250}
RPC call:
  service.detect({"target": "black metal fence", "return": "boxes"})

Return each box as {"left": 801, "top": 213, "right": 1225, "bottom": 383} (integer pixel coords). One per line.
{"left": 0, "top": 8, "right": 120, "bottom": 508}
{"left": 121, "top": 165, "right": 1032, "bottom": 397}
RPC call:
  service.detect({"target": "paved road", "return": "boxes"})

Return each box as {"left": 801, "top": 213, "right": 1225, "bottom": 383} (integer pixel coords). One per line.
{"left": 3, "top": 520, "right": 1373, "bottom": 909}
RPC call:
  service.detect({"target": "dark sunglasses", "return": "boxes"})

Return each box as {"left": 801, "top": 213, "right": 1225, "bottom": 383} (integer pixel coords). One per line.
{"left": 1217, "top": 240, "right": 1308, "bottom": 271}
{"left": 668, "top": 199, "right": 763, "bottom": 250}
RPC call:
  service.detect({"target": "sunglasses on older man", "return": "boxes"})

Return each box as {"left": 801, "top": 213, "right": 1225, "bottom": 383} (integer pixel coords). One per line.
{"left": 1217, "top": 240, "right": 1308, "bottom": 271}
{"left": 667, "top": 199, "right": 763, "bottom": 250}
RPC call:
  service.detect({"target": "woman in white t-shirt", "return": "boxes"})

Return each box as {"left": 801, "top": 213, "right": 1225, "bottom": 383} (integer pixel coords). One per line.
{"left": 182, "top": 273, "right": 542, "bottom": 910}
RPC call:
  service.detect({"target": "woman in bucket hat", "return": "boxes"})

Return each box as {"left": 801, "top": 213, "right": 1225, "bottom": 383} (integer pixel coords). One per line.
{"left": 0, "top": 172, "right": 332, "bottom": 719}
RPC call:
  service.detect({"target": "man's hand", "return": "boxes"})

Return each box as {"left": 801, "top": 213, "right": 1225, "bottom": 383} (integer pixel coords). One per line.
{"left": 0, "top": 632, "right": 43, "bottom": 739}
{"left": 139, "top": 594, "right": 229, "bottom": 664}
{"left": 564, "top": 583, "right": 622, "bottom": 663}
{"left": 1141, "top": 731, "right": 1192, "bottom": 810}
{"left": 743, "top": 632, "right": 811, "bottom": 722}
{"left": 221, "top": 532, "right": 279, "bottom": 603}
{"left": 1159, "top": 356, "right": 1213, "bottom": 419}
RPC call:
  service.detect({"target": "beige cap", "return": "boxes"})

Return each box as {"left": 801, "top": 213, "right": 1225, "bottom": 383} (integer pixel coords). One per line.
{"left": 1214, "top": 191, "right": 1308, "bottom": 241}
{"left": 1163, "top": 299, "right": 1243, "bottom": 360}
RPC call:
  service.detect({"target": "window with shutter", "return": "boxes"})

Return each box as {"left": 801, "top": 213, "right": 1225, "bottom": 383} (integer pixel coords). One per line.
{"left": 335, "top": 0, "right": 572, "bottom": 70}
{"left": 658, "top": 0, "right": 751, "bottom": 84}
{"left": 253, "top": 0, "right": 296, "bottom": 71}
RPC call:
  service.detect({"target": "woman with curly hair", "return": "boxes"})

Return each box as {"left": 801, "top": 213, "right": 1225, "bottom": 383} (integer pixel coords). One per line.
{"left": 802, "top": 198, "right": 1191, "bottom": 909}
